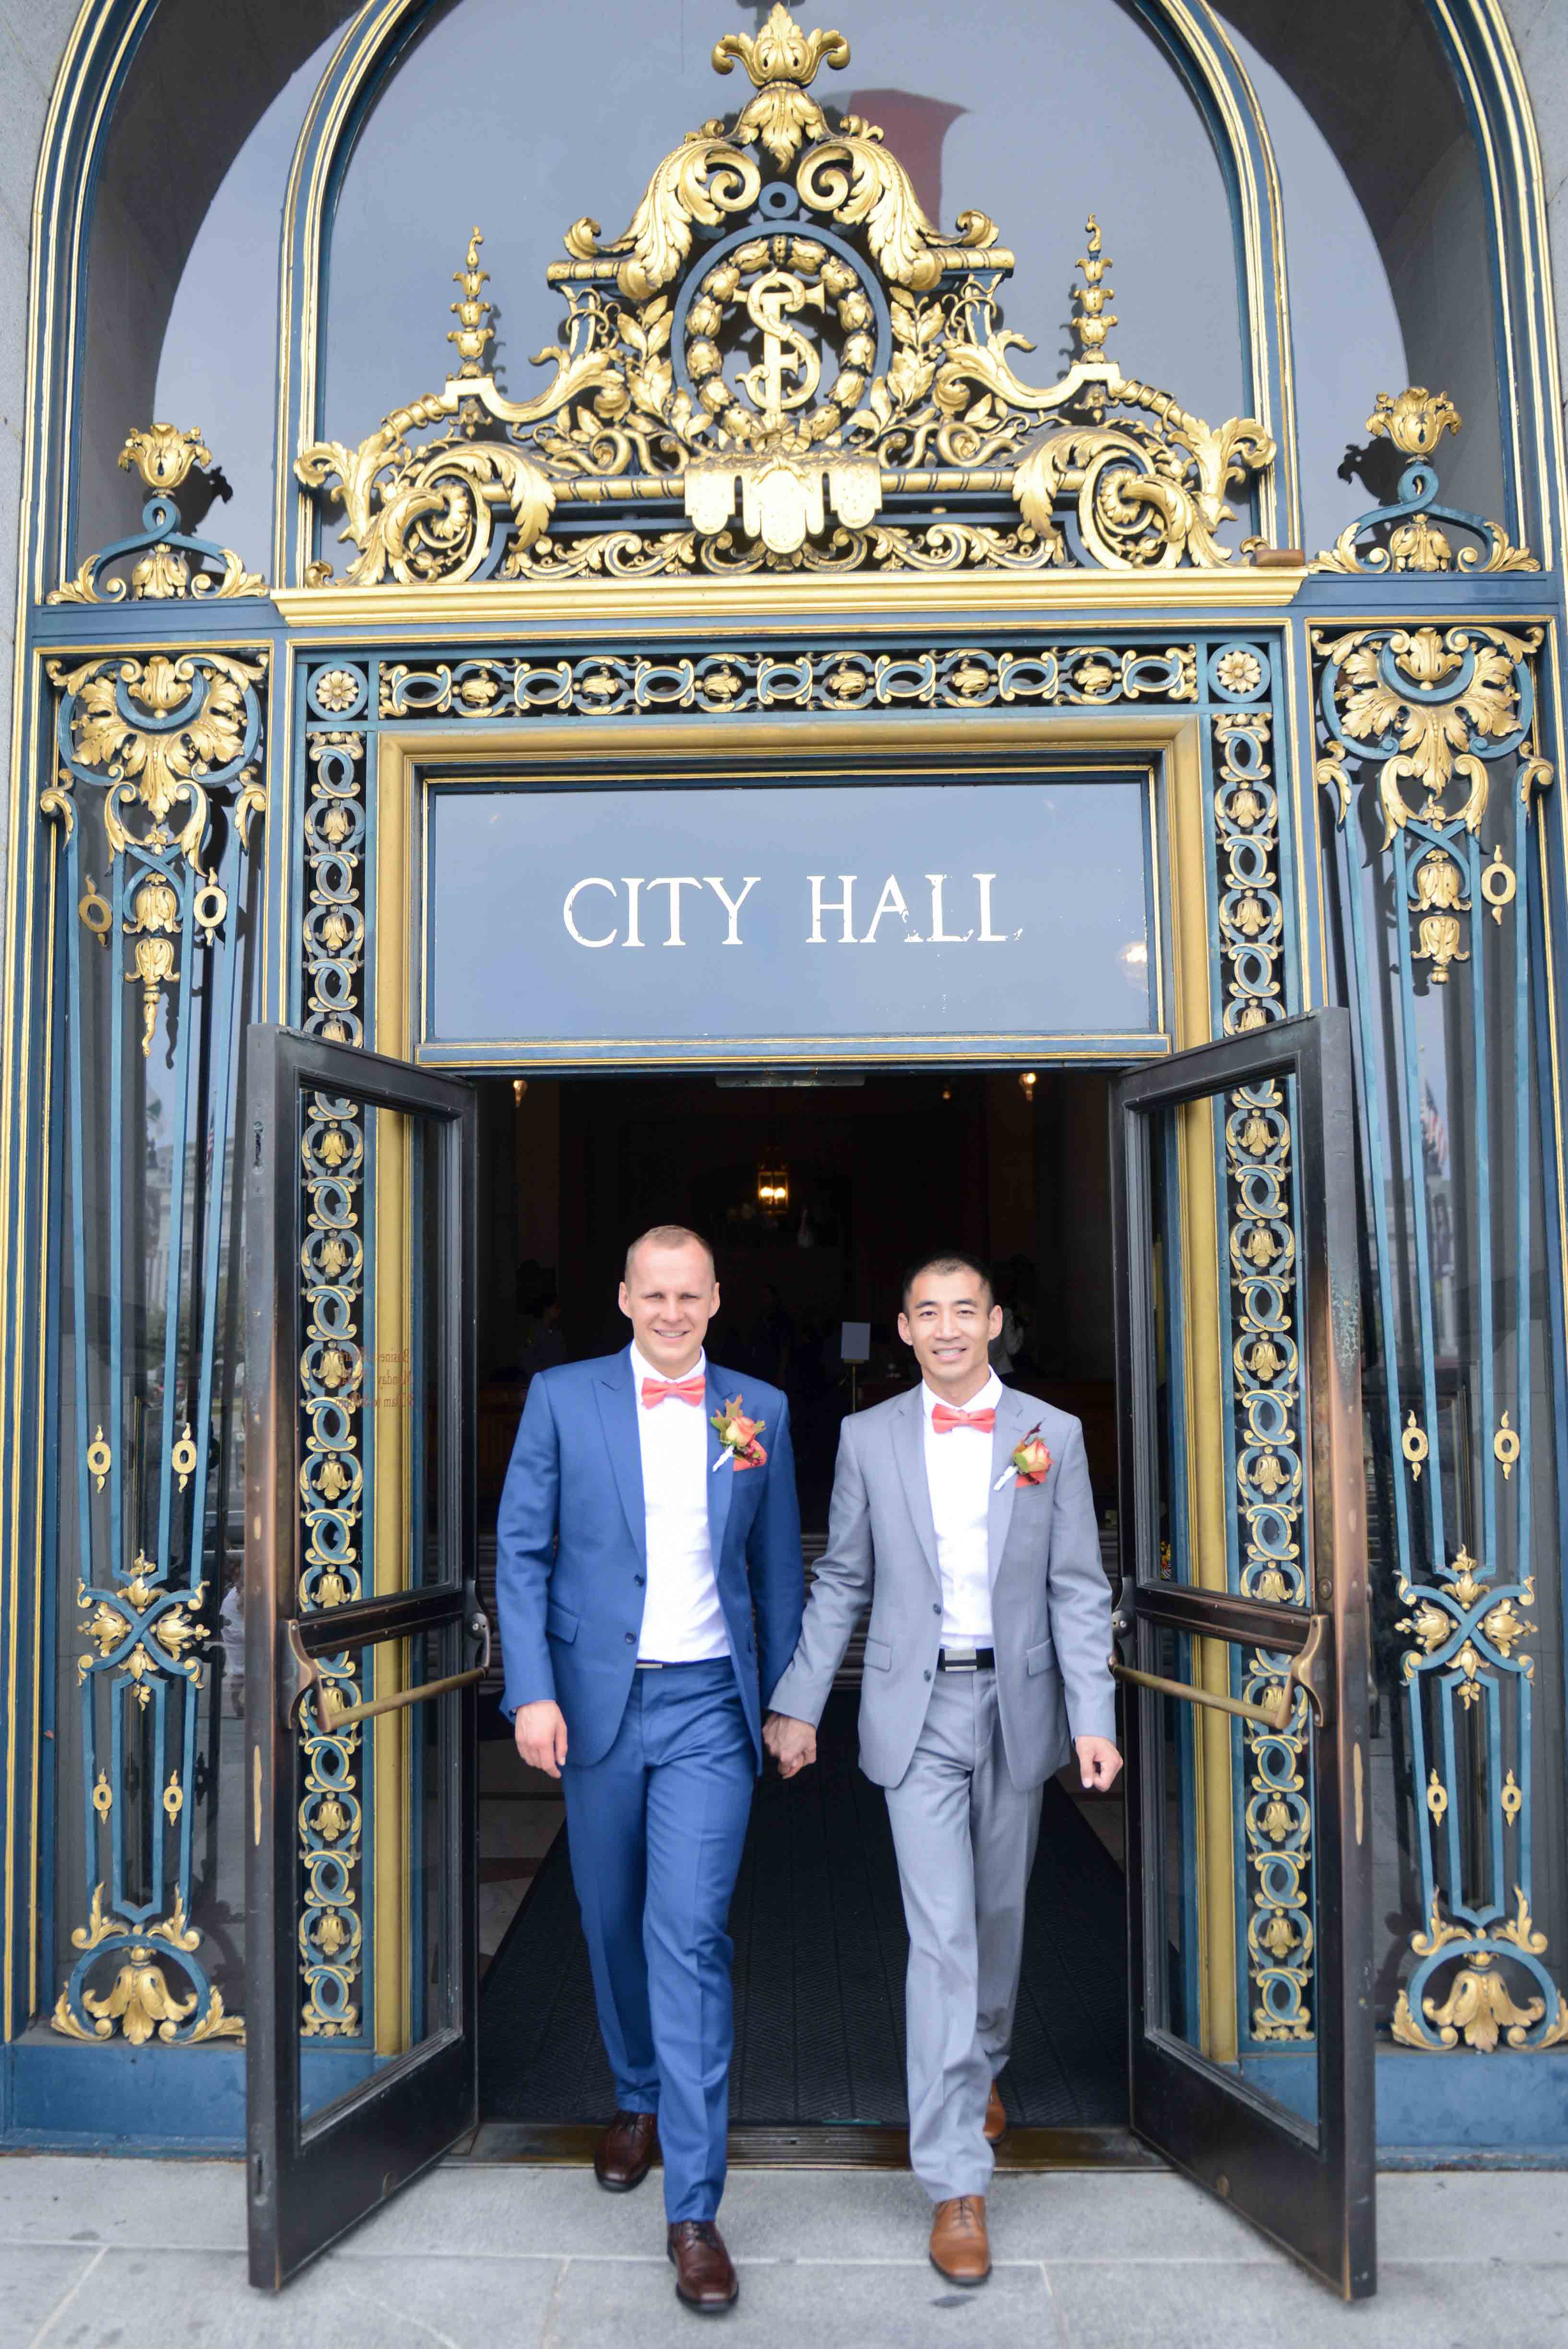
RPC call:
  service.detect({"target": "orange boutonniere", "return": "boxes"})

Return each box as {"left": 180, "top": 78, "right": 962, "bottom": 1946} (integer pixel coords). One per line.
{"left": 995, "top": 1425, "right": 1052, "bottom": 1490}
{"left": 711, "top": 1394, "right": 768, "bottom": 1472}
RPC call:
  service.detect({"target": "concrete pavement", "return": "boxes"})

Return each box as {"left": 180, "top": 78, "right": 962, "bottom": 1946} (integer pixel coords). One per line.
{"left": 2, "top": 2157, "right": 1565, "bottom": 2347}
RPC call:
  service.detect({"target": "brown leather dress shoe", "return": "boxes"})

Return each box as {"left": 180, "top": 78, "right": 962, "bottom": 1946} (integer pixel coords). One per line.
{"left": 594, "top": 2109, "right": 657, "bottom": 2192}
{"left": 929, "top": 2194, "right": 991, "bottom": 2285}
{"left": 984, "top": 2079, "right": 1008, "bottom": 2143}
{"left": 667, "top": 2219, "right": 739, "bottom": 2310}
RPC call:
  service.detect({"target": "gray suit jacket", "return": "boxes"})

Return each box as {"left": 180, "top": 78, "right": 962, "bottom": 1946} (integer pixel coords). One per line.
{"left": 767, "top": 1384, "right": 1116, "bottom": 1790}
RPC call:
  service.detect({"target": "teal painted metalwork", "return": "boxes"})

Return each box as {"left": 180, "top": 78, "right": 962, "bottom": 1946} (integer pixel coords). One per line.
{"left": 1315, "top": 616, "right": 1565, "bottom": 2051}
{"left": 43, "top": 645, "right": 265, "bottom": 2044}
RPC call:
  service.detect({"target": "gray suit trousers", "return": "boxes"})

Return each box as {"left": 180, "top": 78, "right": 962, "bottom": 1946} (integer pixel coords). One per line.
{"left": 884, "top": 1668, "right": 1043, "bottom": 2202}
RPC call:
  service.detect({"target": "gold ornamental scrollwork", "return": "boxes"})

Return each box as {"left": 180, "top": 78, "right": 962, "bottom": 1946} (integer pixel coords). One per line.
{"left": 295, "top": 7, "right": 1278, "bottom": 583}
{"left": 49, "top": 424, "right": 266, "bottom": 605}
{"left": 1312, "top": 388, "right": 1536, "bottom": 576}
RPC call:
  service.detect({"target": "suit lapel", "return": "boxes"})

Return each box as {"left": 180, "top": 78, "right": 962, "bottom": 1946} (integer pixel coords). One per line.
{"left": 595, "top": 1352, "right": 646, "bottom": 1563}
{"left": 704, "top": 1364, "right": 735, "bottom": 1562}
{"left": 893, "top": 1385, "right": 942, "bottom": 1589}
{"left": 987, "top": 1386, "right": 1034, "bottom": 1586}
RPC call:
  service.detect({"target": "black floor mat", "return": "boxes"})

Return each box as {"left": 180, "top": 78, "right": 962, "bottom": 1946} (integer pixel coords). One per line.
{"left": 480, "top": 1688, "right": 1128, "bottom": 2127}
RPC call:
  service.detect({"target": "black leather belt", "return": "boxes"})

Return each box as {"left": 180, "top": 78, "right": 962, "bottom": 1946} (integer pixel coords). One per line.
{"left": 938, "top": 1646, "right": 996, "bottom": 1671}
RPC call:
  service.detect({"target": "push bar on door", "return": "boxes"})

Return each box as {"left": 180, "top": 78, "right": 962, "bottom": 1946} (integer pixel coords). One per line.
{"left": 279, "top": 1612, "right": 491, "bottom": 1730}
{"left": 1108, "top": 1612, "right": 1333, "bottom": 1733}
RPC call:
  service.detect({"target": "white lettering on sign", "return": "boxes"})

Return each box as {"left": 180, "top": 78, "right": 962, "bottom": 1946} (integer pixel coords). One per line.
{"left": 647, "top": 876, "right": 703, "bottom": 946}
{"left": 862, "top": 874, "right": 918, "bottom": 944}
{"left": 703, "top": 875, "right": 760, "bottom": 945}
{"left": 563, "top": 872, "right": 1016, "bottom": 950}
{"left": 562, "top": 877, "right": 618, "bottom": 948}
{"left": 808, "top": 875, "right": 856, "bottom": 944}
{"left": 804, "top": 873, "right": 1011, "bottom": 946}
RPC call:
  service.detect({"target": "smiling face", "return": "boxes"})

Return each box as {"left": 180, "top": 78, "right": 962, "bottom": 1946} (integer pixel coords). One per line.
{"left": 898, "top": 1263, "right": 1002, "bottom": 1404}
{"left": 618, "top": 1237, "right": 719, "bottom": 1378}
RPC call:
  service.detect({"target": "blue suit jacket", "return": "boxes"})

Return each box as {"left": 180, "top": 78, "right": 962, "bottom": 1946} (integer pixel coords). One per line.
{"left": 494, "top": 1350, "right": 805, "bottom": 1769}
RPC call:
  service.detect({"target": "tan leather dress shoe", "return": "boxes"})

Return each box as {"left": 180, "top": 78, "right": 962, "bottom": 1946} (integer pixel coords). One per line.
{"left": 929, "top": 2194, "right": 991, "bottom": 2285}
{"left": 984, "top": 2080, "right": 1008, "bottom": 2143}
{"left": 668, "top": 2220, "right": 739, "bottom": 2310}
{"left": 594, "top": 2109, "right": 657, "bottom": 2191}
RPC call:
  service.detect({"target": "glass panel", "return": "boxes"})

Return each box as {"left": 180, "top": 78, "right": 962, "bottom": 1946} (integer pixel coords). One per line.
{"left": 1328, "top": 734, "right": 1567, "bottom": 2049}
{"left": 1146, "top": 1630, "right": 1320, "bottom": 2133}
{"left": 76, "top": 3, "right": 357, "bottom": 564}
{"left": 426, "top": 771, "right": 1155, "bottom": 1057}
{"left": 324, "top": 0, "right": 1244, "bottom": 453}
{"left": 298, "top": 1626, "right": 462, "bottom": 2126}
{"left": 1217, "top": 1, "right": 1507, "bottom": 547}
{"left": 298, "top": 1099, "right": 451, "bottom": 1610}
{"left": 1130, "top": 1073, "right": 1321, "bottom": 2086}
{"left": 293, "top": 1087, "right": 458, "bottom": 2081}
{"left": 1140, "top": 1078, "right": 1307, "bottom": 1612}
{"left": 51, "top": 736, "right": 262, "bottom": 2041}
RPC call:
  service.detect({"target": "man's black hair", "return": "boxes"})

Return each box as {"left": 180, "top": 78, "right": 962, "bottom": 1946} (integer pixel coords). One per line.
{"left": 899, "top": 1250, "right": 995, "bottom": 1308}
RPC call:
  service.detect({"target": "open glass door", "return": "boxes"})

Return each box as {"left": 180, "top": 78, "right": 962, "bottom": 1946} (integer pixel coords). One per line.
{"left": 244, "top": 1027, "right": 480, "bottom": 2289}
{"left": 1110, "top": 1009, "right": 1375, "bottom": 2299}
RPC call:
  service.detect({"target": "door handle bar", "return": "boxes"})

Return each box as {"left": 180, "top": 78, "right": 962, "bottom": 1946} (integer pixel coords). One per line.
{"left": 279, "top": 1612, "right": 491, "bottom": 1731}
{"left": 1109, "top": 1610, "right": 1334, "bottom": 1733}
{"left": 321, "top": 1661, "right": 486, "bottom": 1731}
{"left": 1109, "top": 1658, "right": 1294, "bottom": 1732}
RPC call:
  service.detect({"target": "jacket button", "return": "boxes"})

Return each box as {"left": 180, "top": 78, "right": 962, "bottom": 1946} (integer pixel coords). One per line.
{"left": 634, "top": 1574, "right": 645, "bottom": 1586}
{"left": 624, "top": 1632, "right": 635, "bottom": 1645}
{"left": 932, "top": 1602, "right": 941, "bottom": 1615}
{"left": 924, "top": 1669, "right": 932, "bottom": 1682}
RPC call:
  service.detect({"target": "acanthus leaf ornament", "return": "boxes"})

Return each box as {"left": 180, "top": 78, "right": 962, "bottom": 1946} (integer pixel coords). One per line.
{"left": 294, "top": 9, "right": 1277, "bottom": 584}
{"left": 1311, "top": 387, "right": 1537, "bottom": 574}
{"left": 49, "top": 425, "right": 266, "bottom": 604}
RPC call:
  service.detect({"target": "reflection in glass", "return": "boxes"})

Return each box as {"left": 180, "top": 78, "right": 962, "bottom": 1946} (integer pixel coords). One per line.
{"left": 324, "top": 0, "right": 1244, "bottom": 453}
{"left": 1218, "top": 0, "right": 1507, "bottom": 537}
{"left": 77, "top": 5, "right": 356, "bottom": 565}
{"left": 1337, "top": 782, "right": 1566, "bottom": 2039}
{"left": 52, "top": 781, "right": 262, "bottom": 2027}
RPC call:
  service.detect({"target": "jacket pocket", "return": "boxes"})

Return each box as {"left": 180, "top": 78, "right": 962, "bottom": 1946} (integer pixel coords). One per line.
{"left": 1025, "top": 1639, "right": 1056, "bottom": 1677}
{"left": 863, "top": 1635, "right": 892, "bottom": 1672}
{"left": 546, "top": 1600, "right": 580, "bottom": 1645}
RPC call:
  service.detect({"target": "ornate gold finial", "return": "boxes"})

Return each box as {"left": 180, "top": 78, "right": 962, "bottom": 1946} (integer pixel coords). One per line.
{"left": 1367, "top": 386, "right": 1461, "bottom": 460}
{"left": 712, "top": 5, "right": 849, "bottom": 91}
{"left": 449, "top": 228, "right": 494, "bottom": 378}
{"left": 50, "top": 425, "right": 264, "bottom": 602}
{"left": 710, "top": 4, "right": 850, "bottom": 167}
{"left": 1071, "top": 216, "right": 1117, "bottom": 361}
{"left": 1312, "top": 384, "right": 1535, "bottom": 573}
{"left": 118, "top": 424, "right": 212, "bottom": 494}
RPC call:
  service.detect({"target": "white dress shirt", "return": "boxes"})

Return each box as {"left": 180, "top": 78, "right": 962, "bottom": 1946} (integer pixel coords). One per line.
{"left": 630, "top": 1343, "right": 730, "bottom": 1663}
{"left": 921, "top": 1370, "right": 1002, "bottom": 1647}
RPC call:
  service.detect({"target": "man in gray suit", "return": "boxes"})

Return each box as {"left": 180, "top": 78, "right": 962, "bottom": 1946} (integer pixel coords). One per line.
{"left": 764, "top": 1251, "right": 1120, "bottom": 2286}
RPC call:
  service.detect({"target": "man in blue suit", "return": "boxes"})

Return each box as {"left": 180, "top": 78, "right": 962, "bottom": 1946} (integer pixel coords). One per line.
{"left": 495, "top": 1225, "right": 803, "bottom": 2313}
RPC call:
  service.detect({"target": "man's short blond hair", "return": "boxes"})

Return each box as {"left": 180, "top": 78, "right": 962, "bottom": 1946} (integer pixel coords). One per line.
{"left": 623, "top": 1224, "right": 717, "bottom": 1287}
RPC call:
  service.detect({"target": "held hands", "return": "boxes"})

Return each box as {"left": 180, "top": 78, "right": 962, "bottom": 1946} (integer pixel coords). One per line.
{"left": 764, "top": 1712, "right": 817, "bottom": 1779}
{"left": 514, "top": 1698, "right": 569, "bottom": 1778}
{"left": 1076, "top": 1735, "right": 1123, "bottom": 1793}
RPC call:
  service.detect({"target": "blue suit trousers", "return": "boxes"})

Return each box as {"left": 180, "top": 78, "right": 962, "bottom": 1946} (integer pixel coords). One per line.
{"left": 562, "top": 1658, "right": 753, "bottom": 2222}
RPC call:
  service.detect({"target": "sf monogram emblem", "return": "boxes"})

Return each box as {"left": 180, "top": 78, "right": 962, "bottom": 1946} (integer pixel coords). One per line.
{"left": 739, "top": 269, "right": 826, "bottom": 420}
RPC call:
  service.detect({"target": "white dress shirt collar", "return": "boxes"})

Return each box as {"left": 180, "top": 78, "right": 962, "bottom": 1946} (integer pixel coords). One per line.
{"left": 630, "top": 1341, "right": 708, "bottom": 1390}
{"left": 920, "top": 1368, "right": 1003, "bottom": 1420}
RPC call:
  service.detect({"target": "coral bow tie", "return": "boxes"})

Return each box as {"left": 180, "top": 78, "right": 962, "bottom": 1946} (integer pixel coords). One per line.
{"left": 641, "top": 1373, "right": 706, "bottom": 1408}
{"left": 931, "top": 1403, "right": 997, "bottom": 1434}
